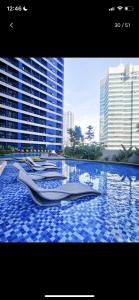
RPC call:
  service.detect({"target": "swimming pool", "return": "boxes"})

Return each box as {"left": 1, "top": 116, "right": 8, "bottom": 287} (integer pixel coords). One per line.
{"left": 0, "top": 159, "right": 139, "bottom": 242}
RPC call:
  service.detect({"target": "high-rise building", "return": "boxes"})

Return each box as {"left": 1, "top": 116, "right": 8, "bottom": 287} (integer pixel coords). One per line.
{"left": 100, "top": 64, "right": 139, "bottom": 149}
{"left": 63, "top": 111, "right": 74, "bottom": 147}
{"left": 0, "top": 57, "right": 64, "bottom": 151}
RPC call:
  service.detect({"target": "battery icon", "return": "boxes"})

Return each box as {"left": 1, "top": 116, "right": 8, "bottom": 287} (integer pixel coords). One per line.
{"left": 124, "top": 6, "right": 134, "bottom": 11}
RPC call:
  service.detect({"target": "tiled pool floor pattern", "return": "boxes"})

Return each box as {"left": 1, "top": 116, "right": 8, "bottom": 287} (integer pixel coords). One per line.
{"left": 0, "top": 160, "right": 139, "bottom": 242}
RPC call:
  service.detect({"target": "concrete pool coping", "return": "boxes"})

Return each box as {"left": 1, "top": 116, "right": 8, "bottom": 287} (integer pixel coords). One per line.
{"left": 1, "top": 155, "right": 139, "bottom": 167}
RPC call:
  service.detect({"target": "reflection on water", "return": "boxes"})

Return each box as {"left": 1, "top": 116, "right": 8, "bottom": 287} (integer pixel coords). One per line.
{"left": 79, "top": 172, "right": 93, "bottom": 184}
{"left": 62, "top": 160, "right": 139, "bottom": 199}
{"left": 79, "top": 172, "right": 99, "bottom": 189}
{"left": 61, "top": 160, "right": 77, "bottom": 184}
{"left": 61, "top": 160, "right": 139, "bottom": 242}
{"left": 43, "top": 161, "right": 139, "bottom": 203}
{"left": 21, "top": 159, "right": 139, "bottom": 234}
{"left": 65, "top": 159, "right": 139, "bottom": 180}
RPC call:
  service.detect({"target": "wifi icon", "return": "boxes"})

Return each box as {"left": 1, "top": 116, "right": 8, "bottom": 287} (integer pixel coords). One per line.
{"left": 117, "top": 6, "right": 123, "bottom": 11}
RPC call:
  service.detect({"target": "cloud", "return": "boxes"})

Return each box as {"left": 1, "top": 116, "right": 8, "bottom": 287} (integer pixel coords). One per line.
{"left": 64, "top": 103, "right": 71, "bottom": 107}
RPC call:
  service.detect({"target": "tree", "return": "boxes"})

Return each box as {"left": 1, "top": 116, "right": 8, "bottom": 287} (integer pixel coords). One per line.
{"left": 85, "top": 125, "right": 94, "bottom": 142}
{"left": 67, "top": 126, "right": 84, "bottom": 148}
{"left": 120, "top": 144, "right": 133, "bottom": 161}
{"left": 67, "top": 128, "right": 76, "bottom": 147}
{"left": 114, "top": 144, "right": 133, "bottom": 162}
{"left": 74, "top": 126, "right": 84, "bottom": 144}
{"left": 134, "top": 147, "right": 139, "bottom": 156}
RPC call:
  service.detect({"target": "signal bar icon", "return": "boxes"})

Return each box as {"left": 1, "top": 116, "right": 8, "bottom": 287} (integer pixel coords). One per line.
{"left": 109, "top": 7, "right": 115, "bottom": 11}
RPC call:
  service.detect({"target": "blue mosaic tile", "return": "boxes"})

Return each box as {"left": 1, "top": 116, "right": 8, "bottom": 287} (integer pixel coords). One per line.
{"left": 0, "top": 160, "right": 139, "bottom": 242}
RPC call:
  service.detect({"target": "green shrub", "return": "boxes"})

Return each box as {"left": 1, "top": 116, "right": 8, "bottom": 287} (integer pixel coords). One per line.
{"left": 112, "top": 154, "right": 119, "bottom": 162}
{"left": 32, "top": 156, "right": 42, "bottom": 161}
{"left": 0, "top": 150, "right": 14, "bottom": 155}
{"left": 135, "top": 147, "right": 139, "bottom": 157}
{"left": 112, "top": 145, "right": 133, "bottom": 162}
{"left": 64, "top": 143, "right": 105, "bottom": 160}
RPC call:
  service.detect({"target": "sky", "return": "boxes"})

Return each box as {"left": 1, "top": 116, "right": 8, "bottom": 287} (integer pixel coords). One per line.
{"left": 64, "top": 57, "right": 139, "bottom": 141}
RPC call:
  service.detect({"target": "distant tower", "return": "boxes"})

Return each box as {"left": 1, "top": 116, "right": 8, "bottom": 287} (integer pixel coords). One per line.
{"left": 100, "top": 64, "right": 139, "bottom": 149}
{"left": 63, "top": 111, "right": 74, "bottom": 147}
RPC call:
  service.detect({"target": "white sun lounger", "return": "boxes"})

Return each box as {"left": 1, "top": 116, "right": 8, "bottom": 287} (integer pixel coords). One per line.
{"left": 13, "top": 162, "right": 66, "bottom": 181}
{"left": 26, "top": 158, "right": 59, "bottom": 171}
{"left": 26, "top": 156, "right": 56, "bottom": 167}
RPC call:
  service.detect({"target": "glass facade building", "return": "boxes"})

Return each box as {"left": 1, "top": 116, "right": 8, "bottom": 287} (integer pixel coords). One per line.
{"left": 100, "top": 64, "right": 139, "bottom": 149}
{"left": 0, "top": 57, "right": 64, "bottom": 151}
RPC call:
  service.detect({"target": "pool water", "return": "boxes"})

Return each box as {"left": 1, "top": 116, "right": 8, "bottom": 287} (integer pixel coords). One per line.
{"left": 0, "top": 159, "right": 139, "bottom": 242}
